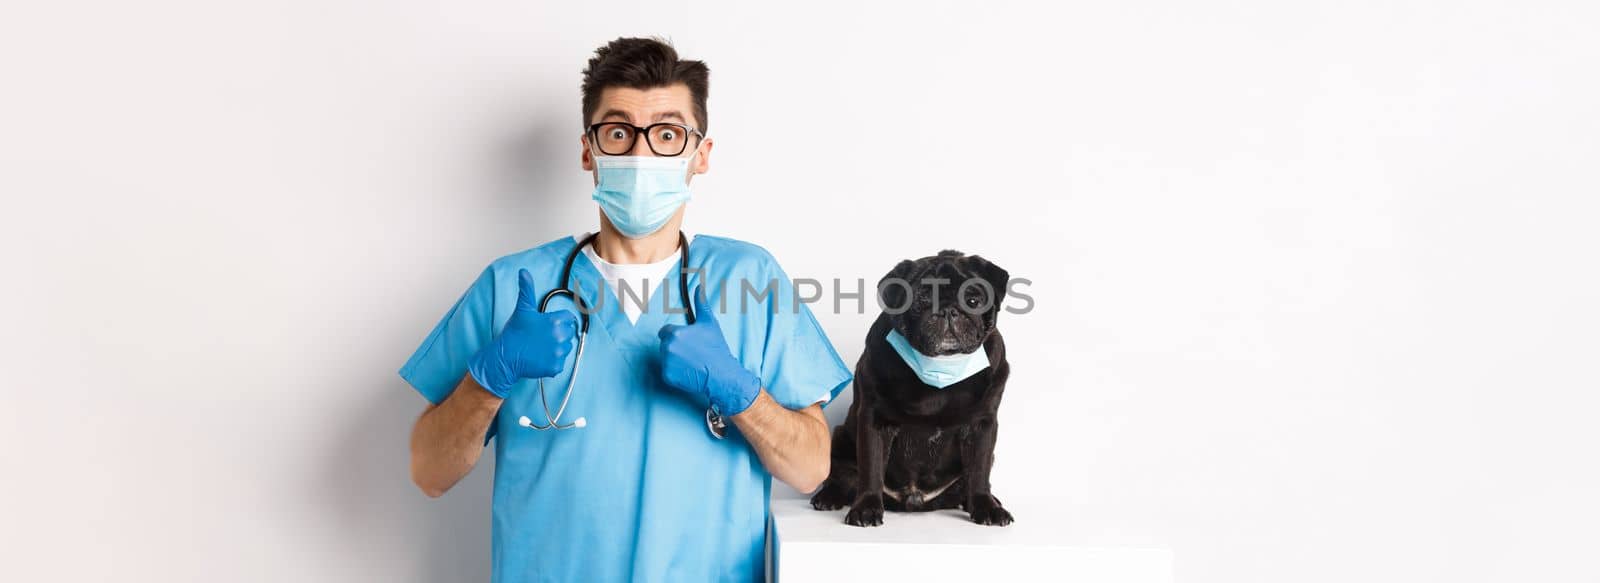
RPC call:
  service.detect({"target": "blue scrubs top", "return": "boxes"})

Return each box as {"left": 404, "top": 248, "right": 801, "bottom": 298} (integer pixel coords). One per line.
{"left": 399, "top": 234, "right": 852, "bottom": 583}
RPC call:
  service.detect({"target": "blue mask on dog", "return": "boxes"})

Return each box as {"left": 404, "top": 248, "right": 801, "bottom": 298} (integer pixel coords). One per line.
{"left": 883, "top": 329, "right": 990, "bottom": 389}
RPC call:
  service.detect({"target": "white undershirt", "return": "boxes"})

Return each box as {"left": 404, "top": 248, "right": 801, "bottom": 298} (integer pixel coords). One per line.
{"left": 578, "top": 232, "right": 689, "bottom": 325}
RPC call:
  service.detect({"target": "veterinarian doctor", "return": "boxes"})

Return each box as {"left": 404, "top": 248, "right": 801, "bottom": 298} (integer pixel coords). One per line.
{"left": 400, "top": 38, "right": 852, "bottom": 582}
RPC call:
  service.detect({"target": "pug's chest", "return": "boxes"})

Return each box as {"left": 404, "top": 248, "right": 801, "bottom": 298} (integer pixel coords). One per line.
{"left": 876, "top": 381, "right": 990, "bottom": 426}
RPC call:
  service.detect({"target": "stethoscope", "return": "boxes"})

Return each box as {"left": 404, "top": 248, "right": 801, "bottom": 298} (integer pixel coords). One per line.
{"left": 516, "top": 232, "right": 729, "bottom": 439}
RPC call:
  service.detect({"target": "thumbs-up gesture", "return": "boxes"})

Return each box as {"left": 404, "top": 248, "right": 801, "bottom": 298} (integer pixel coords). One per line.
{"left": 469, "top": 269, "right": 580, "bottom": 399}
{"left": 657, "top": 288, "right": 761, "bottom": 416}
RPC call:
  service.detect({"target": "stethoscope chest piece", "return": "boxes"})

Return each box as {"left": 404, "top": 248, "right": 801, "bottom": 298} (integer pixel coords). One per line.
{"left": 705, "top": 407, "right": 727, "bottom": 439}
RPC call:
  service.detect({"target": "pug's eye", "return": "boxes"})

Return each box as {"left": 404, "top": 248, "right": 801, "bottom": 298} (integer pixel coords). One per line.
{"left": 965, "top": 293, "right": 984, "bottom": 308}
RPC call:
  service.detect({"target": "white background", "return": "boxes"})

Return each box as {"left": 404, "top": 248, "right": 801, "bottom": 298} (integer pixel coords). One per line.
{"left": 3, "top": 1, "right": 1598, "bottom": 581}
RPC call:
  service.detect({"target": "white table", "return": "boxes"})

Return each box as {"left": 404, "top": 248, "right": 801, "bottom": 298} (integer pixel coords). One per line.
{"left": 768, "top": 497, "right": 1173, "bottom": 582}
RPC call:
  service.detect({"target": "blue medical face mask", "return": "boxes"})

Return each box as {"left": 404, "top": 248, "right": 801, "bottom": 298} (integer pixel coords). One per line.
{"left": 591, "top": 151, "right": 695, "bottom": 239}
{"left": 883, "top": 328, "right": 990, "bottom": 389}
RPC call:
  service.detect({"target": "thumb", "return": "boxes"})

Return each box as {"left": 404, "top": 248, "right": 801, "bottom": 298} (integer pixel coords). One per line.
{"left": 691, "top": 285, "right": 719, "bottom": 328}
{"left": 515, "top": 269, "right": 539, "bottom": 311}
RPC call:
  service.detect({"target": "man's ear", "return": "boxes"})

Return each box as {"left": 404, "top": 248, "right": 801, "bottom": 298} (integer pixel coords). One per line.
{"left": 692, "top": 137, "right": 713, "bottom": 175}
{"left": 580, "top": 135, "right": 595, "bottom": 172}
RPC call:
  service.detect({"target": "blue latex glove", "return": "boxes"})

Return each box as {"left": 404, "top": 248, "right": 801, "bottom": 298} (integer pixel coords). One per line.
{"left": 658, "top": 288, "right": 761, "bottom": 416}
{"left": 468, "top": 269, "right": 580, "bottom": 399}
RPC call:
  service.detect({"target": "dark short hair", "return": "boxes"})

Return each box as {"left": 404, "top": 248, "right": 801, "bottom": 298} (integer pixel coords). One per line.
{"left": 581, "top": 37, "right": 710, "bottom": 133}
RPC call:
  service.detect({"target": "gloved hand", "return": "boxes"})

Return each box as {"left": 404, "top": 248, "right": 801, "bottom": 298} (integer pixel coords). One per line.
{"left": 469, "top": 269, "right": 580, "bottom": 399}
{"left": 657, "top": 288, "right": 761, "bottom": 416}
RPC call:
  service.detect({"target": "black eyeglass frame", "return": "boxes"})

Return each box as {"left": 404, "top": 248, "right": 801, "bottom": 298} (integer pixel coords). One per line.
{"left": 585, "top": 122, "right": 706, "bottom": 157}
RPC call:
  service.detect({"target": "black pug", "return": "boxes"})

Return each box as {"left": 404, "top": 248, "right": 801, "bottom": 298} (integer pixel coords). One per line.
{"left": 810, "top": 250, "right": 1014, "bottom": 527}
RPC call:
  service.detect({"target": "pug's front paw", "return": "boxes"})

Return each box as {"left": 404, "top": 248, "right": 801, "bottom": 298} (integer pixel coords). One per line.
{"left": 966, "top": 493, "right": 1014, "bottom": 526}
{"left": 844, "top": 493, "right": 885, "bottom": 527}
{"left": 809, "top": 481, "right": 851, "bottom": 511}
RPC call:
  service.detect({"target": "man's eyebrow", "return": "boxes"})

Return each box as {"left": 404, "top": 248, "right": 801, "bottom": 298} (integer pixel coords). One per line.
{"left": 652, "top": 111, "right": 687, "bottom": 123}
{"left": 598, "top": 109, "right": 633, "bottom": 123}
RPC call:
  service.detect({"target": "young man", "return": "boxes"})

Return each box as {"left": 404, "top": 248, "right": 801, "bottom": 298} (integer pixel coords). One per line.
{"left": 401, "top": 37, "right": 851, "bottom": 582}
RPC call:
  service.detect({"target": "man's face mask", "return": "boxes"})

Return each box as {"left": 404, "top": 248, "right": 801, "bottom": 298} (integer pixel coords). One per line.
{"left": 590, "top": 149, "right": 695, "bottom": 239}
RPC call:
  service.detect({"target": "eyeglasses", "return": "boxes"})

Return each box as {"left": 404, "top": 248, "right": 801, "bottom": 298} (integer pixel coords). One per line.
{"left": 586, "top": 122, "right": 705, "bottom": 157}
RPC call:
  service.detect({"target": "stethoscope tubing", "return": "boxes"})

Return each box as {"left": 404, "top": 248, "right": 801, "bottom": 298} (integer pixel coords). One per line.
{"left": 523, "top": 288, "right": 589, "bottom": 430}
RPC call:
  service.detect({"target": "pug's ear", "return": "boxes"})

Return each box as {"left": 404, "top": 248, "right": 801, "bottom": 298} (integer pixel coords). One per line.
{"left": 877, "top": 259, "right": 918, "bottom": 313}
{"left": 962, "top": 254, "right": 1010, "bottom": 312}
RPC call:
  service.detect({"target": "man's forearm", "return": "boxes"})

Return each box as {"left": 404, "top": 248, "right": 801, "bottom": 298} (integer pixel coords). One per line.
{"left": 409, "top": 374, "right": 502, "bottom": 497}
{"left": 731, "top": 390, "right": 831, "bottom": 492}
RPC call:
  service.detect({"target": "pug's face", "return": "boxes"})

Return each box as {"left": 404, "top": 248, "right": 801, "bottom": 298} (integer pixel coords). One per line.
{"left": 878, "top": 250, "right": 1010, "bottom": 356}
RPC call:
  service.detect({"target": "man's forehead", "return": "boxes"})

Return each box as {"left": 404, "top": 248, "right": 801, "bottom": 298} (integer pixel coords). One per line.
{"left": 593, "top": 85, "right": 694, "bottom": 124}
